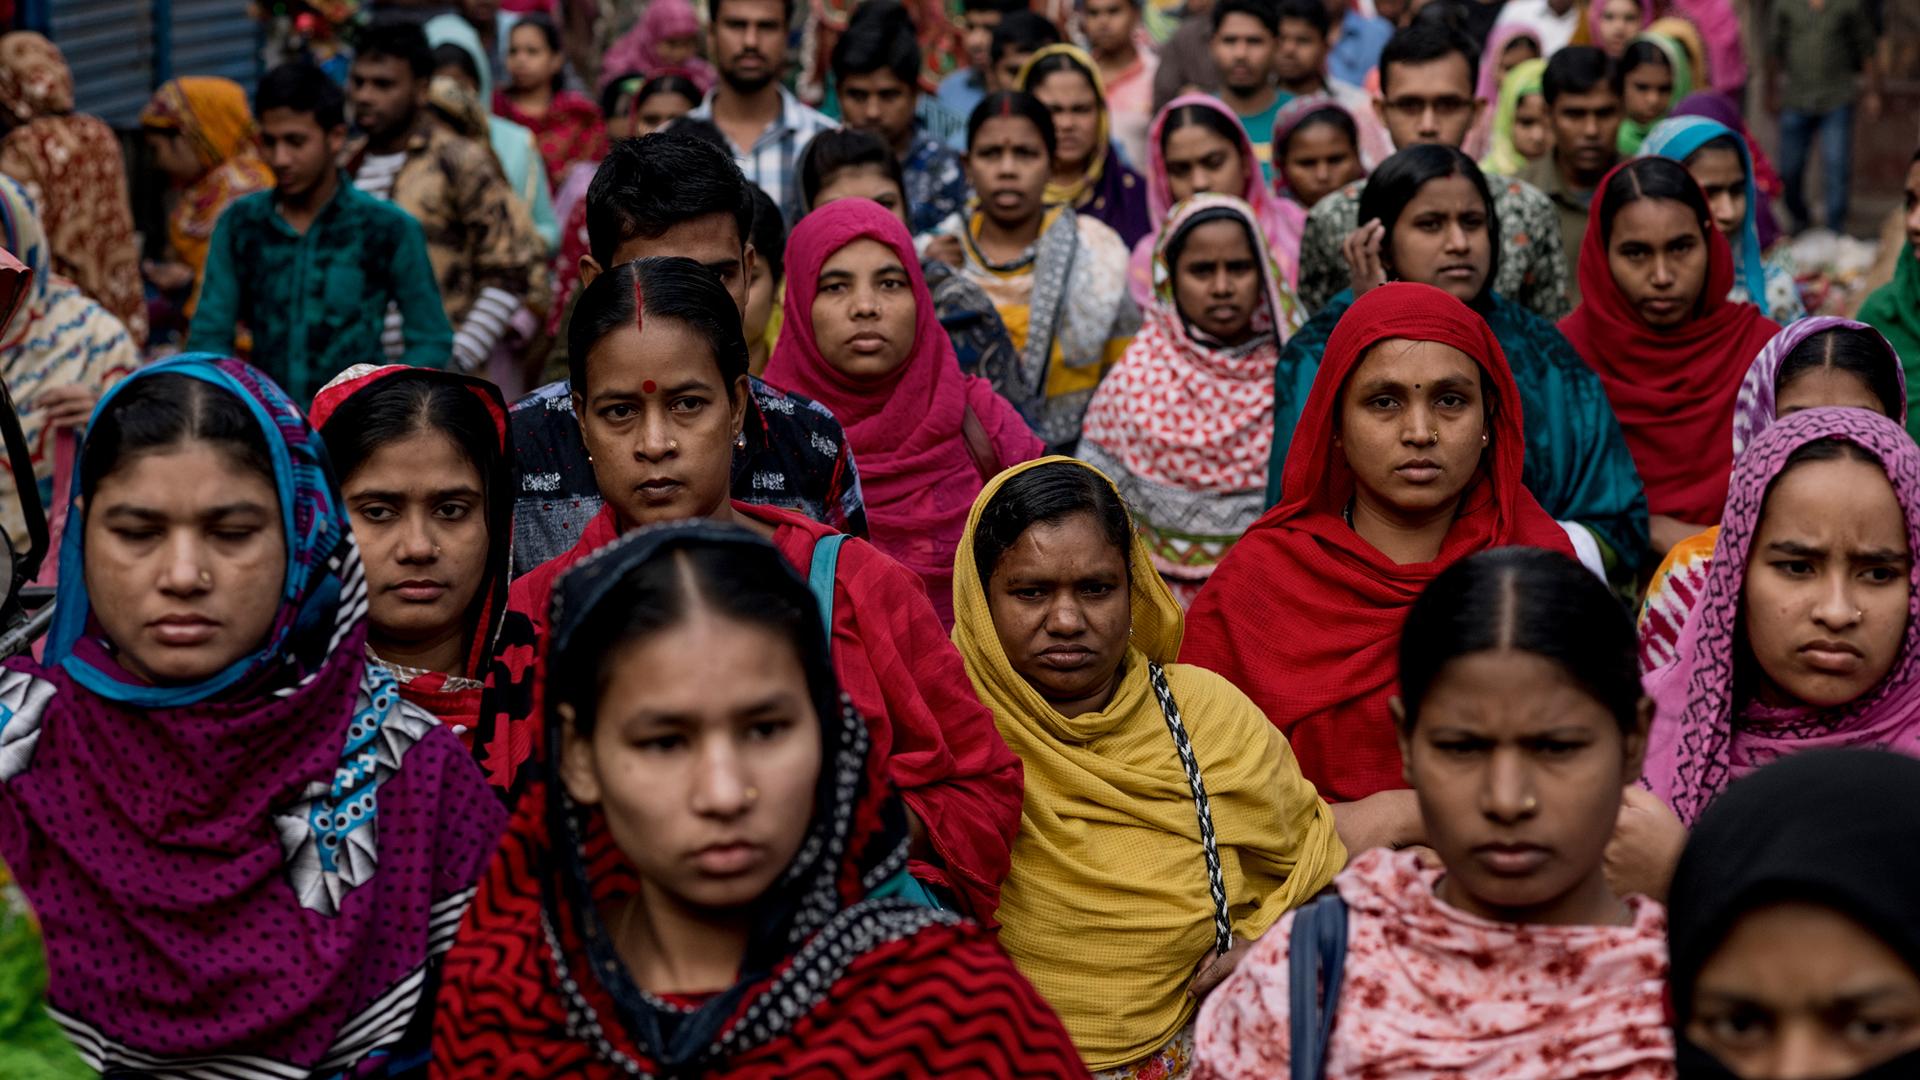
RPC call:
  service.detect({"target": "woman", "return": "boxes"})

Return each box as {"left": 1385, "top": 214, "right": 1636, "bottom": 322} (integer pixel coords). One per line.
{"left": 763, "top": 198, "right": 1042, "bottom": 625}
{"left": 1133, "top": 95, "right": 1300, "bottom": 304}
{"left": 617, "top": 70, "right": 701, "bottom": 137}
{"left": 1018, "top": 45, "right": 1151, "bottom": 249}
{"left": 312, "top": 365, "right": 514, "bottom": 738}
{"left": 1182, "top": 283, "right": 1578, "bottom": 803}
{"left": 1670, "top": 92, "right": 1785, "bottom": 253}
{"left": 496, "top": 14, "right": 609, "bottom": 188}
{"left": 1614, "top": 34, "right": 1691, "bottom": 156}
{"left": 1859, "top": 149, "right": 1920, "bottom": 437}
{"left": 1193, "top": 547, "right": 1675, "bottom": 1080}
{"left": 0, "top": 355, "right": 506, "bottom": 1076}
{"left": 1465, "top": 25, "right": 1541, "bottom": 159}
{"left": 929, "top": 92, "right": 1140, "bottom": 452}
{"left": 954, "top": 458, "right": 1344, "bottom": 1077}
{"left": 1271, "top": 97, "right": 1366, "bottom": 235}
{"left": 1558, "top": 157, "right": 1779, "bottom": 559}
{"left": 434, "top": 523, "right": 1086, "bottom": 1077}
{"left": 1642, "top": 115, "right": 1805, "bottom": 325}
{"left": 1268, "top": 146, "right": 1648, "bottom": 577}
{"left": 138, "top": 77, "right": 276, "bottom": 318}
{"left": 1482, "top": 58, "right": 1551, "bottom": 178}
{"left": 598, "top": 0, "right": 717, "bottom": 93}
{"left": 0, "top": 32, "right": 144, "bottom": 346}
{"left": 1639, "top": 319, "right": 1906, "bottom": 672}
{"left": 1591, "top": 0, "right": 1651, "bottom": 57}
{"left": 495, "top": 256, "right": 1023, "bottom": 921}
{"left": 1081, "top": 194, "right": 1303, "bottom": 605}
{"left": 1646, "top": 16, "right": 1711, "bottom": 92}
{"left": 1643, "top": 408, "right": 1920, "bottom": 827}
{"left": 0, "top": 174, "right": 137, "bottom": 550}
{"left": 1668, "top": 750, "right": 1920, "bottom": 1079}
{"left": 428, "top": 30, "right": 561, "bottom": 253}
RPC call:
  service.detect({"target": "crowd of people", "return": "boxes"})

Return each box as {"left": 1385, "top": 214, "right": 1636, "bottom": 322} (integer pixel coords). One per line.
{"left": 0, "top": 0, "right": 1915, "bottom": 1076}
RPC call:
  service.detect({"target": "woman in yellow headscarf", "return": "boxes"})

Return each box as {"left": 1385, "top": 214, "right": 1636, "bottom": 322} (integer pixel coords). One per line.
{"left": 1018, "top": 44, "right": 1151, "bottom": 249}
{"left": 139, "top": 77, "right": 276, "bottom": 316}
{"left": 953, "top": 456, "right": 1345, "bottom": 1079}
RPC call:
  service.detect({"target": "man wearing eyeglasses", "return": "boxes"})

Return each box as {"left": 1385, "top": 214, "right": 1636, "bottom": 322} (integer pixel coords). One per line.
{"left": 1293, "top": 22, "right": 1572, "bottom": 321}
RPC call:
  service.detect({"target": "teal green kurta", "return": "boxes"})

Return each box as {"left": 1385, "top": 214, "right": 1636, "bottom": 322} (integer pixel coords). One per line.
{"left": 1267, "top": 288, "right": 1650, "bottom": 571}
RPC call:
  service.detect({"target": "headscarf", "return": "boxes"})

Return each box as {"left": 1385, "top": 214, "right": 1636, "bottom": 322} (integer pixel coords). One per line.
{"left": 2, "top": 355, "right": 506, "bottom": 1074}
{"left": 1859, "top": 244, "right": 1920, "bottom": 442}
{"left": 1268, "top": 94, "right": 1362, "bottom": 266}
{"left": 1474, "top": 25, "right": 1543, "bottom": 145}
{"left": 1643, "top": 408, "right": 1920, "bottom": 826}
{"left": 951, "top": 457, "right": 1343, "bottom": 1067}
{"left": 310, "top": 364, "right": 516, "bottom": 734}
{"left": 0, "top": 32, "right": 72, "bottom": 121}
{"left": 1671, "top": 91, "right": 1784, "bottom": 251}
{"left": 1664, "top": 0, "right": 1745, "bottom": 96}
{"left": 763, "top": 198, "right": 1042, "bottom": 624}
{"left": 1586, "top": 0, "right": 1652, "bottom": 53}
{"left": 1017, "top": 44, "right": 1150, "bottom": 248}
{"left": 1732, "top": 317, "right": 1906, "bottom": 455}
{"left": 1667, "top": 750, "right": 1920, "bottom": 1076}
{"left": 1615, "top": 31, "right": 1694, "bottom": 157}
{"left": 1134, "top": 94, "right": 1298, "bottom": 305}
{"left": 598, "top": 0, "right": 718, "bottom": 93}
{"left": 1558, "top": 159, "right": 1780, "bottom": 524}
{"left": 1181, "top": 283, "right": 1576, "bottom": 801}
{"left": 1642, "top": 115, "right": 1766, "bottom": 307}
{"left": 1646, "top": 16, "right": 1710, "bottom": 90}
{"left": 1481, "top": 57, "right": 1548, "bottom": 178}
{"left": 139, "top": 77, "right": 275, "bottom": 282}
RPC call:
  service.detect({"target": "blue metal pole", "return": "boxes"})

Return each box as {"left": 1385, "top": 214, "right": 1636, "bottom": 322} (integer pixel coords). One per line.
{"left": 153, "top": 0, "right": 173, "bottom": 84}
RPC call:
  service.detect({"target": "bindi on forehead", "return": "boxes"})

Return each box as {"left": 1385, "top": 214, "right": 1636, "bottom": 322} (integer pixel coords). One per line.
{"left": 642, "top": 380, "right": 657, "bottom": 394}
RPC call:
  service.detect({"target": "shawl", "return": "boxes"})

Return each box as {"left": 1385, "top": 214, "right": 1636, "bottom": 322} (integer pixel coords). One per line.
{"left": 1181, "top": 283, "right": 1576, "bottom": 801}
{"left": 1670, "top": 91, "right": 1783, "bottom": 252}
{"left": 597, "top": 0, "right": 717, "bottom": 93}
{"left": 953, "top": 457, "right": 1342, "bottom": 1068}
{"left": 1646, "top": 17, "right": 1710, "bottom": 92}
{"left": 1194, "top": 848, "right": 1675, "bottom": 1080}
{"left": 435, "top": 521, "right": 1083, "bottom": 1078}
{"left": 1467, "top": 25, "right": 1542, "bottom": 160}
{"left": 491, "top": 500, "right": 1023, "bottom": 920}
{"left": 1859, "top": 243, "right": 1920, "bottom": 441}
{"left": 1482, "top": 58, "right": 1548, "bottom": 178}
{"left": 0, "top": 174, "right": 136, "bottom": 549}
{"left": 492, "top": 88, "right": 609, "bottom": 188}
{"left": 1081, "top": 195, "right": 1303, "bottom": 603}
{"left": 0, "top": 33, "right": 145, "bottom": 346}
{"left": 1664, "top": 0, "right": 1744, "bottom": 95}
{"left": 0, "top": 356, "right": 506, "bottom": 1075}
{"left": 1133, "top": 94, "right": 1298, "bottom": 306}
{"left": 1615, "top": 32, "right": 1693, "bottom": 157}
{"left": 763, "top": 198, "right": 1043, "bottom": 625}
{"left": 139, "top": 78, "right": 276, "bottom": 282}
{"left": 1643, "top": 408, "right": 1920, "bottom": 826}
{"left": 1017, "top": 44, "right": 1151, "bottom": 249}
{"left": 1641, "top": 115, "right": 1767, "bottom": 310}
{"left": 311, "top": 364, "right": 516, "bottom": 737}
{"left": 1558, "top": 160, "right": 1780, "bottom": 525}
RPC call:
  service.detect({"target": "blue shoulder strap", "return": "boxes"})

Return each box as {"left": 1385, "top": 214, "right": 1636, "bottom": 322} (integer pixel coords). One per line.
{"left": 807, "top": 533, "right": 848, "bottom": 638}
{"left": 1289, "top": 891, "right": 1349, "bottom": 1080}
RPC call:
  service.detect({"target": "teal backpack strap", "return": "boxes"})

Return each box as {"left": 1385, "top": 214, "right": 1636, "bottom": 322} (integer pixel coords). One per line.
{"left": 807, "top": 533, "right": 848, "bottom": 638}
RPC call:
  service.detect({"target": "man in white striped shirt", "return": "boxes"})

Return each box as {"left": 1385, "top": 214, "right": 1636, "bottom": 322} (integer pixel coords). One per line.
{"left": 687, "top": 0, "right": 836, "bottom": 228}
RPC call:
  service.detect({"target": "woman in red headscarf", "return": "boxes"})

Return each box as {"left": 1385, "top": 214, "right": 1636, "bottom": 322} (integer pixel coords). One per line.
{"left": 1558, "top": 157, "right": 1779, "bottom": 560}
{"left": 1181, "top": 282, "right": 1576, "bottom": 811}
{"left": 764, "top": 198, "right": 1042, "bottom": 627}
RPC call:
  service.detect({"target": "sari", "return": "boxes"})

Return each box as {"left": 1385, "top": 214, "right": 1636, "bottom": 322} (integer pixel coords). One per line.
{"left": 435, "top": 521, "right": 1084, "bottom": 1078}
{"left": 1638, "top": 317, "right": 1905, "bottom": 672}
{"left": 1558, "top": 160, "right": 1780, "bottom": 526}
{"left": 1466, "top": 25, "right": 1543, "bottom": 161}
{"left": 1643, "top": 408, "right": 1920, "bottom": 826}
{"left": 311, "top": 364, "right": 516, "bottom": 737}
{"left": 492, "top": 88, "right": 609, "bottom": 189}
{"left": 953, "top": 456, "right": 1343, "bottom": 1072}
{"left": 597, "top": 0, "right": 717, "bottom": 93}
{"left": 1131, "top": 94, "right": 1300, "bottom": 306}
{"left": 0, "top": 32, "right": 144, "bottom": 346}
{"left": 1081, "top": 195, "right": 1304, "bottom": 605}
{"left": 1615, "top": 32, "right": 1693, "bottom": 157}
{"left": 138, "top": 77, "right": 276, "bottom": 302}
{"left": 1017, "top": 45, "right": 1152, "bottom": 249}
{"left": 1859, "top": 242, "right": 1920, "bottom": 440}
{"left": 1481, "top": 58, "right": 1548, "bottom": 178}
{"left": 0, "top": 356, "right": 506, "bottom": 1076}
{"left": 1182, "top": 284, "right": 1576, "bottom": 802}
{"left": 763, "top": 199, "right": 1042, "bottom": 626}
{"left": 1641, "top": 115, "right": 1804, "bottom": 325}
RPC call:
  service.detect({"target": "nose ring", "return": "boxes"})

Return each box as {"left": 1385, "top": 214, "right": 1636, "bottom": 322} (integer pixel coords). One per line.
{"left": 669, "top": 440, "right": 679, "bottom": 452}
{"left": 1430, "top": 429, "right": 1440, "bottom": 443}
{"left": 743, "top": 786, "right": 759, "bottom": 805}
{"left": 1522, "top": 795, "right": 1538, "bottom": 813}
{"left": 198, "top": 570, "right": 212, "bottom": 587}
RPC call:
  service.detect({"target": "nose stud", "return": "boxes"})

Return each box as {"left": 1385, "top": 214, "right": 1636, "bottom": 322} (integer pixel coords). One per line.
{"left": 198, "top": 570, "right": 212, "bottom": 587}
{"left": 743, "top": 786, "right": 759, "bottom": 805}
{"left": 1522, "top": 795, "right": 1538, "bottom": 813}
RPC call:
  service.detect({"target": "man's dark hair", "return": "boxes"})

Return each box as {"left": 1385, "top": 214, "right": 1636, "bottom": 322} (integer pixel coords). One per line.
{"left": 989, "top": 11, "right": 1062, "bottom": 68}
{"left": 1376, "top": 21, "right": 1476, "bottom": 98}
{"left": 585, "top": 132, "right": 755, "bottom": 266}
{"left": 253, "top": 61, "right": 346, "bottom": 130}
{"left": 832, "top": 0, "right": 922, "bottom": 86}
{"left": 1275, "top": 0, "right": 1331, "bottom": 39}
{"left": 665, "top": 115, "right": 733, "bottom": 151}
{"left": 748, "top": 185, "right": 787, "bottom": 284}
{"left": 1212, "top": 0, "right": 1280, "bottom": 37}
{"left": 707, "top": 0, "right": 797, "bottom": 28}
{"left": 355, "top": 19, "right": 435, "bottom": 81}
{"left": 1543, "top": 45, "right": 1614, "bottom": 105}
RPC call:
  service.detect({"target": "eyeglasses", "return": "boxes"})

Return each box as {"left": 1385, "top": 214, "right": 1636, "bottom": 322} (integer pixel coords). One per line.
{"left": 1383, "top": 95, "right": 1475, "bottom": 119}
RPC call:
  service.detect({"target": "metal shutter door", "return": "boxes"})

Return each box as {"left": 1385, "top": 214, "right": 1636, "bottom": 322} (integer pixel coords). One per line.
{"left": 48, "top": 0, "right": 154, "bottom": 127}
{"left": 167, "top": 0, "right": 260, "bottom": 89}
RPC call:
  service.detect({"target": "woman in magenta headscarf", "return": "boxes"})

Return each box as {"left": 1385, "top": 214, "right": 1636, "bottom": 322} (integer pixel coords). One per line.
{"left": 598, "top": 0, "right": 716, "bottom": 93}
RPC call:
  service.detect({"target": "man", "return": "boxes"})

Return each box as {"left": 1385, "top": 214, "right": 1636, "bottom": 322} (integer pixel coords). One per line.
{"left": 189, "top": 62, "right": 451, "bottom": 402}
{"left": 510, "top": 133, "right": 867, "bottom": 572}
{"left": 687, "top": 0, "right": 835, "bottom": 226}
{"left": 344, "top": 20, "right": 537, "bottom": 374}
{"left": 987, "top": 12, "right": 1062, "bottom": 92}
{"left": 937, "top": 0, "right": 1029, "bottom": 126}
{"left": 1083, "top": 0, "right": 1158, "bottom": 168}
{"left": 1153, "top": 0, "right": 1221, "bottom": 111}
{"left": 1210, "top": 0, "right": 1286, "bottom": 180}
{"left": 1490, "top": 0, "right": 1581, "bottom": 55}
{"left": 1296, "top": 22, "right": 1571, "bottom": 319}
{"left": 1271, "top": 0, "right": 1392, "bottom": 167}
{"left": 1768, "top": 0, "right": 1882, "bottom": 235}
{"left": 1525, "top": 46, "right": 1621, "bottom": 303}
{"left": 834, "top": 0, "right": 967, "bottom": 234}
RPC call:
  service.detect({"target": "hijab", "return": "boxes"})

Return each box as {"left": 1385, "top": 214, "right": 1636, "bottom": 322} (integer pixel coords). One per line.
{"left": 0, "top": 32, "right": 72, "bottom": 121}
{"left": 1558, "top": 159, "right": 1780, "bottom": 524}
{"left": 1859, "top": 242, "right": 1920, "bottom": 442}
{"left": 1731, "top": 317, "right": 1906, "bottom": 456}
{"left": 1671, "top": 91, "right": 1783, "bottom": 251}
{"left": 1643, "top": 408, "right": 1920, "bottom": 826}
{"left": 1646, "top": 16, "right": 1710, "bottom": 90}
{"left": 139, "top": 78, "right": 275, "bottom": 280}
{"left": 1482, "top": 57, "right": 1548, "bottom": 178}
{"left": 1268, "top": 94, "right": 1360, "bottom": 263}
{"left": 1667, "top": 749, "right": 1920, "bottom": 1079}
{"left": 1641, "top": 115, "right": 1764, "bottom": 306}
{"left": 1, "top": 355, "right": 505, "bottom": 1074}
{"left": 1018, "top": 44, "right": 1118, "bottom": 211}
{"left": 1472, "top": 24, "right": 1543, "bottom": 158}
{"left": 599, "top": 0, "right": 718, "bottom": 93}
{"left": 1181, "top": 283, "right": 1575, "bottom": 801}
{"left": 310, "top": 364, "right": 516, "bottom": 733}
{"left": 1616, "top": 32, "right": 1694, "bottom": 156}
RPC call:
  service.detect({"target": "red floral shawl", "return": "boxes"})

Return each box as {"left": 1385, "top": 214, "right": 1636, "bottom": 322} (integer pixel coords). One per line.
{"left": 491, "top": 88, "right": 608, "bottom": 189}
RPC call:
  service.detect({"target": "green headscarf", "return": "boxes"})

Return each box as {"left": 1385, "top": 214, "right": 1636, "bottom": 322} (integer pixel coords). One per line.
{"left": 1481, "top": 58, "right": 1547, "bottom": 177}
{"left": 1859, "top": 242, "right": 1920, "bottom": 441}
{"left": 1615, "top": 31, "right": 1693, "bottom": 156}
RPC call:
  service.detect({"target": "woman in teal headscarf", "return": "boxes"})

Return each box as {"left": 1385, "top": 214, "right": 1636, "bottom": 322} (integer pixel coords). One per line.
{"left": 1641, "top": 114, "right": 1805, "bottom": 325}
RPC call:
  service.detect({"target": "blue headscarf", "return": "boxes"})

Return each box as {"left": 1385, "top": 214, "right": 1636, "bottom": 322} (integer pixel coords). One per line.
{"left": 46, "top": 353, "right": 357, "bottom": 707}
{"left": 1640, "top": 115, "right": 1768, "bottom": 311}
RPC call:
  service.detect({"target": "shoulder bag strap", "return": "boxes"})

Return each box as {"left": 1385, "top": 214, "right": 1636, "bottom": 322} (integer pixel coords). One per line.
{"left": 1146, "top": 660, "right": 1231, "bottom": 956}
{"left": 807, "top": 533, "right": 848, "bottom": 639}
{"left": 1288, "top": 892, "right": 1350, "bottom": 1080}
{"left": 959, "top": 404, "right": 1001, "bottom": 483}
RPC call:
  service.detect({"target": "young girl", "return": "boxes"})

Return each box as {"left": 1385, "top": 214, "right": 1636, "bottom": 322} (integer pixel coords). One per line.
{"left": 1614, "top": 34, "right": 1691, "bottom": 156}
{"left": 1272, "top": 98, "right": 1366, "bottom": 216}
{"left": 1591, "top": 0, "right": 1650, "bottom": 57}
{"left": 495, "top": 14, "right": 609, "bottom": 187}
{"left": 1481, "top": 58, "right": 1551, "bottom": 177}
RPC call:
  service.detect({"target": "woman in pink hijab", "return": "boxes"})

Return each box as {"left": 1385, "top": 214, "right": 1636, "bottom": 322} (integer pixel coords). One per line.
{"left": 598, "top": 0, "right": 716, "bottom": 93}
